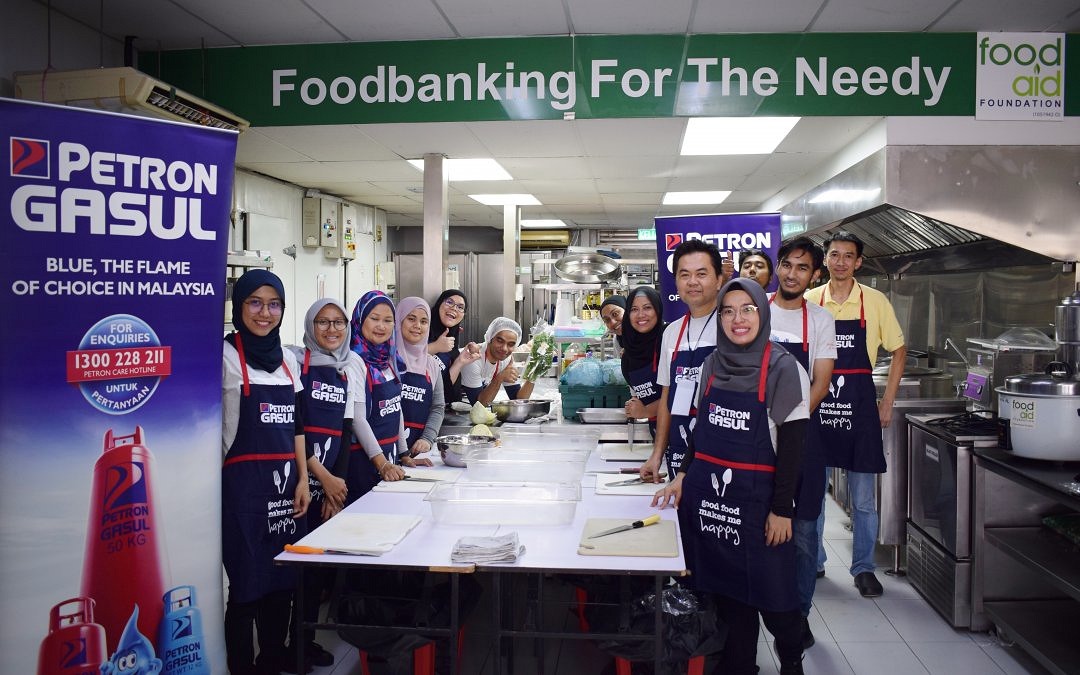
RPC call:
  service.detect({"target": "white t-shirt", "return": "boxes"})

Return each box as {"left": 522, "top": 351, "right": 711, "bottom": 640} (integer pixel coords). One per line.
{"left": 460, "top": 343, "right": 512, "bottom": 390}
{"left": 656, "top": 311, "right": 718, "bottom": 388}
{"left": 222, "top": 341, "right": 304, "bottom": 455}
{"left": 769, "top": 300, "right": 838, "bottom": 384}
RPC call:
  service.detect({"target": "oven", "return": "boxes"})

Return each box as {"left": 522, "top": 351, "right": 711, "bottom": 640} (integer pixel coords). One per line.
{"left": 906, "top": 412, "right": 999, "bottom": 627}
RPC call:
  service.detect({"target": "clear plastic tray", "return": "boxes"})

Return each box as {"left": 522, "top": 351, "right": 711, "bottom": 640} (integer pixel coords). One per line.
{"left": 498, "top": 431, "right": 599, "bottom": 452}
{"left": 424, "top": 482, "right": 581, "bottom": 525}
{"left": 465, "top": 448, "right": 587, "bottom": 483}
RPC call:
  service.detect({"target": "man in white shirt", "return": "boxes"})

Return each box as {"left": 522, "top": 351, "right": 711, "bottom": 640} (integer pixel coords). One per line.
{"left": 769, "top": 238, "right": 836, "bottom": 649}
{"left": 460, "top": 317, "right": 535, "bottom": 405}
{"left": 640, "top": 239, "right": 732, "bottom": 482}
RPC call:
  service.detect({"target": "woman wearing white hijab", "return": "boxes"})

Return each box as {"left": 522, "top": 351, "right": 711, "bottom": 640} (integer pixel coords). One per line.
{"left": 652, "top": 278, "right": 809, "bottom": 675}
{"left": 459, "top": 317, "right": 534, "bottom": 406}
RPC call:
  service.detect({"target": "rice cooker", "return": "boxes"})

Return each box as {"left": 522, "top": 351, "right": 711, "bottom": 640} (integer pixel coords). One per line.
{"left": 996, "top": 363, "right": 1080, "bottom": 461}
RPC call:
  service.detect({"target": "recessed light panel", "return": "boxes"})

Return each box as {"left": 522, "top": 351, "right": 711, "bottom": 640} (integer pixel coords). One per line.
{"left": 407, "top": 158, "right": 512, "bottom": 181}
{"left": 662, "top": 190, "right": 732, "bottom": 205}
{"left": 468, "top": 193, "right": 542, "bottom": 206}
{"left": 681, "top": 117, "right": 800, "bottom": 155}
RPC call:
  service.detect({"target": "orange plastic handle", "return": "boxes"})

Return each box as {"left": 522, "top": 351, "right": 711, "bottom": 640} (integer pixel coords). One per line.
{"left": 283, "top": 544, "right": 324, "bottom": 555}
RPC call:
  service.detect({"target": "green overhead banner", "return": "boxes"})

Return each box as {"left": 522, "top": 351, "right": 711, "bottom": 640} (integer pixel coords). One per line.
{"left": 144, "top": 32, "right": 1077, "bottom": 126}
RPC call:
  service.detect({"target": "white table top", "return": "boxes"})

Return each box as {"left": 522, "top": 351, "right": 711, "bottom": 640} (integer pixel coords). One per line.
{"left": 276, "top": 441, "right": 685, "bottom": 576}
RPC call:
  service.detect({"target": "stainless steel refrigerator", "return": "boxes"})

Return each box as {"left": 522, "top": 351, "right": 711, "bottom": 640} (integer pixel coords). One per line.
{"left": 393, "top": 252, "right": 506, "bottom": 344}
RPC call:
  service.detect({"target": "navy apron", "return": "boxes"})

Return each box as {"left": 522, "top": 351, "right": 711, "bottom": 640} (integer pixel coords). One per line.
{"left": 769, "top": 296, "right": 826, "bottom": 521}
{"left": 664, "top": 312, "right": 716, "bottom": 475}
{"left": 678, "top": 344, "right": 797, "bottom": 612}
{"left": 346, "top": 367, "right": 403, "bottom": 501}
{"left": 812, "top": 287, "right": 886, "bottom": 473}
{"left": 624, "top": 346, "right": 662, "bottom": 438}
{"left": 299, "top": 349, "right": 349, "bottom": 530}
{"left": 434, "top": 350, "right": 461, "bottom": 405}
{"left": 400, "top": 369, "right": 433, "bottom": 450}
{"left": 222, "top": 334, "right": 301, "bottom": 603}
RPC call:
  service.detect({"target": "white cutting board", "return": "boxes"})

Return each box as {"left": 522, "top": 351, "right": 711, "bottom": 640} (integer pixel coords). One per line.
{"left": 595, "top": 474, "right": 667, "bottom": 496}
{"left": 598, "top": 443, "right": 654, "bottom": 462}
{"left": 371, "top": 467, "right": 460, "bottom": 493}
{"left": 295, "top": 513, "right": 421, "bottom": 555}
{"left": 577, "top": 518, "right": 678, "bottom": 557}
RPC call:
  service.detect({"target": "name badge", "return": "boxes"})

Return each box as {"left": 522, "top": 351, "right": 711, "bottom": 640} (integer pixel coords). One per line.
{"left": 382, "top": 368, "right": 397, "bottom": 381}
{"left": 671, "top": 378, "right": 696, "bottom": 416}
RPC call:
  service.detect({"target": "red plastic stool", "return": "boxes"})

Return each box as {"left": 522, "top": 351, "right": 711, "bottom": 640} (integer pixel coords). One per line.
{"left": 358, "top": 628, "right": 465, "bottom": 675}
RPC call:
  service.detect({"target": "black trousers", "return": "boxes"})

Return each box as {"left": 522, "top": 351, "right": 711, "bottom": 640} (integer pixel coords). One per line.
{"left": 713, "top": 595, "right": 802, "bottom": 675}
{"left": 225, "top": 589, "right": 293, "bottom": 675}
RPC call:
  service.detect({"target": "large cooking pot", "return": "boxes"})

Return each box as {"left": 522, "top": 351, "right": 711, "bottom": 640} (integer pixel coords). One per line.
{"left": 872, "top": 364, "right": 956, "bottom": 399}
{"left": 996, "top": 363, "right": 1080, "bottom": 461}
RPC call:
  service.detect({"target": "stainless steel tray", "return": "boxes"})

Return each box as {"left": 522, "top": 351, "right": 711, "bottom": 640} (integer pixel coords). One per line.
{"left": 576, "top": 407, "right": 628, "bottom": 424}
{"left": 554, "top": 253, "right": 621, "bottom": 284}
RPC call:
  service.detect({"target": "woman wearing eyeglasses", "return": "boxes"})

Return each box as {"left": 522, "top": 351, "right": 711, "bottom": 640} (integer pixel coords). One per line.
{"left": 427, "top": 289, "right": 470, "bottom": 405}
{"left": 221, "top": 269, "right": 310, "bottom": 675}
{"left": 652, "top": 278, "right": 809, "bottom": 675}
{"left": 620, "top": 286, "right": 667, "bottom": 438}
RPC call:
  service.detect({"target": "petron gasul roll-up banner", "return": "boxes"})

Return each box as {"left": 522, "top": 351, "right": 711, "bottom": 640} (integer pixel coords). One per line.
{"left": 0, "top": 98, "right": 236, "bottom": 675}
{"left": 654, "top": 212, "right": 782, "bottom": 322}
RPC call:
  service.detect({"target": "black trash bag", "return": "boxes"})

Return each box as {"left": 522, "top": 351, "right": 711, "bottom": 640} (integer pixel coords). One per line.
{"left": 334, "top": 569, "right": 480, "bottom": 674}
{"left": 587, "top": 581, "right": 726, "bottom": 675}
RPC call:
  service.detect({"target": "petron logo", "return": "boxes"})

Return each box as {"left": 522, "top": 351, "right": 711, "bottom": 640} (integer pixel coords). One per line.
{"left": 665, "top": 233, "right": 683, "bottom": 251}
{"left": 10, "top": 137, "right": 50, "bottom": 178}
{"left": 103, "top": 461, "right": 148, "bottom": 510}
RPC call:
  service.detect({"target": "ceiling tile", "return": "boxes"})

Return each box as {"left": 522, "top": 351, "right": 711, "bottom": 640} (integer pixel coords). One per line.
{"left": 498, "top": 157, "right": 593, "bottom": 180}
{"left": 600, "top": 193, "right": 665, "bottom": 206}
{"left": 359, "top": 122, "right": 487, "bottom": 158}
{"left": 588, "top": 156, "right": 679, "bottom": 180}
{"left": 567, "top": 0, "right": 693, "bottom": 33}
{"left": 691, "top": 0, "right": 821, "bottom": 33}
{"left": 468, "top": 120, "right": 587, "bottom": 157}
{"left": 577, "top": 118, "right": 687, "bottom": 156}
{"left": 255, "top": 125, "right": 402, "bottom": 161}
{"left": 813, "top": 0, "right": 955, "bottom": 31}
{"left": 311, "top": 0, "right": 456, "bottom": 41}
{"left": 438, "top": 0, "right": 569, "bottom": 37}
{"left": 235, "top": 130, "right": 313, "bottom": 163}
{"left": 933, "top": 0, "right": 1080, "bottom": 31}
{"left": 670, "top": 155, "right": 767, "bottom": 181}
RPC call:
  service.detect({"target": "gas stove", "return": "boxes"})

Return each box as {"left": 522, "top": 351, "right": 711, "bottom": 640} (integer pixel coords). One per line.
{"left": 909, "top": 410, "right": 1001, "bottom": 445}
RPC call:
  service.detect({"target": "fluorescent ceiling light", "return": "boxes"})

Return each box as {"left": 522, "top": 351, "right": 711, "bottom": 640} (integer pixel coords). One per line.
{"left": 681, "top": 117, "right": 800, "bottom": 155}
{"left": 468, "top": 193, "right": 542, "bottom": 206}
{"left": 407, "top": 158, "right": 512, "bottom": 181}
{"left": 521, "top": 219, "right": 567, "bottom": 229}
{"left": 808, "top": 188, "right": 881, "bottom": 204}
{"left": 662, "top": 190, "right": 732, "bottom": 205}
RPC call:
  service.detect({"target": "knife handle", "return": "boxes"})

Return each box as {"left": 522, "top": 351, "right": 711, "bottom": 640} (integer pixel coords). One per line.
{"left": 636, "top": 514, "right": 662, "bottom": 528}
{"left": 284, "top": 544, "right": 324, "bottom": 555}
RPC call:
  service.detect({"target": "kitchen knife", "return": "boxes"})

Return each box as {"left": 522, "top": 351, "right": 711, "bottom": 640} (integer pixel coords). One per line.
{"left": 587, "top": 514, "right": 662, "bottom": 539}
{"left": 401, "top": 475, "right": 443, "bottom": 482}
{"left": 606, "top": 473, "right": 666, "bottom": 487}
{"left": 284, "top": 544, "right": 376, "bottom": 556}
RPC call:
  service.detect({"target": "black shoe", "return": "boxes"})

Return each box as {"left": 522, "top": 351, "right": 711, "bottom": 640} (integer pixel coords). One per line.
{"left": 854, "top": 571, "right": 883, "bottom": 598}
{"left": 801, "top": 616, "right": 815, "bottom": 650}
{"left": 277, "top": 657, "right": 315, "bottom": 674}
{"left": 779, "top": 656, "right": 805, "bottom": 675}
{"left": 816, "top": 568, "right": 826, "bottom": 579}
{"left": 306, "top": 643, "right": 334, "bottom": 668}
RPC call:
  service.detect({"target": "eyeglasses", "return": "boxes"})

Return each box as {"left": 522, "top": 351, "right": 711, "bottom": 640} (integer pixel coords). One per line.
{"left": 245, "top": 299, "right": 283, "bottom": 315}
{"left": 314, "top": 318, "right": 347, "bottom": 330}
{"left": 720, "top": 305, "right": 759, "bottom": 321}
{"left": 443, "top": 300, "right": 466, "bottom": 312}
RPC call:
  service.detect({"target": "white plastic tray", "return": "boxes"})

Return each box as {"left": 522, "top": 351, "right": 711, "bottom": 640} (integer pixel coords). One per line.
{"left": 425, "top": 482, "right": 581, "bottom": 525}
{"left": 465, "top": 448, "right": 587, "bottom": 483}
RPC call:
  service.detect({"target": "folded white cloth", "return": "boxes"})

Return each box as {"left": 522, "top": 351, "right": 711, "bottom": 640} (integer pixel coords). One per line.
{"left": 451, "top": 532, "right": 525, "bottom": 564}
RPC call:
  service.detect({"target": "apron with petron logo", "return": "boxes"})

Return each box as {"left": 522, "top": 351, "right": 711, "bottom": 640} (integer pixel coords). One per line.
{"left": 664, "top": 312, "right": 716, "bottom": 475}
{"left": 624, "top": 346, "right": 662, "bottom": 438}
{"left": 400, "top": 369, "right": 433, "bottom": 450}
{"left": 299, "top": 349, "right": 349, "bottom": 529}
{"left": 346, "top": 368, "right": 402, "bottom": 501}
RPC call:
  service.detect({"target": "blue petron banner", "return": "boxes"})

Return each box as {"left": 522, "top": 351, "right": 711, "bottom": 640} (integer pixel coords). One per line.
{"left": 0, "top": 98, "right": 236, "bottom": 674}
{"left": 654, "top": 212, "right": 782, "bottom": 322}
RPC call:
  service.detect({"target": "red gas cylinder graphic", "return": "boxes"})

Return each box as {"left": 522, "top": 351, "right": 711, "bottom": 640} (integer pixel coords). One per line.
{"left": 37, "top": 597, "right": 108, "bottom": 675}
{"left": 80, "top": 427, "right": 170, "bottom": 654}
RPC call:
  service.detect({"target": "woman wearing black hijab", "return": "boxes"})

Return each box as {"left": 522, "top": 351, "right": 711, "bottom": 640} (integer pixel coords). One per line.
{"left": 427, "top": 289, "right": 472, "bottom": 405}
{"left": 652, "top": 278, "right": 809, "bottom": 675}
{"left": 620, "top": 287, "right": 666, "bottom": 436}
{"left": 221, "top": 269, "right": 310, "bottom": 675}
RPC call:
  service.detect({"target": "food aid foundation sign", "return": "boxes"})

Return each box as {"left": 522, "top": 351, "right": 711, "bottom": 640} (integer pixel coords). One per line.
{"left": 976, "top": 32, "right": 1065, "bottom": 121}
{"left": 654, "top": 213, "right": 781, "bottom": 321}
{"left": 0, "top": 98, "right": 236, "bottom": 675}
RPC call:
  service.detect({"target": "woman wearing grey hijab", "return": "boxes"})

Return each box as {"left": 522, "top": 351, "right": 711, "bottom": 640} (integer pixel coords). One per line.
{"left": 652, "top": 278, "right": 809, "bottom": 675}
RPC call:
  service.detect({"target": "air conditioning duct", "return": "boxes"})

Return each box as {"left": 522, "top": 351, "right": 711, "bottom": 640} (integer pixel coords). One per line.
{"left": 14, "top": 67, "right": 249, "bottom": 132}
{"left": 520, "top": 230, "right": 570, "bottom": 249}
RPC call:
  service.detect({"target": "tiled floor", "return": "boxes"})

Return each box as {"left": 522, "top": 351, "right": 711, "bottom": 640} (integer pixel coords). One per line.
{"left": 300, "top": 497, "right": 1050, "bottom": 675}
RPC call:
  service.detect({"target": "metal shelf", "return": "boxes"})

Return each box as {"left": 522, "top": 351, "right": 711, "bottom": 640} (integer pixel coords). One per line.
{"left": 227, "top": 254, "right": 273, "bottom": 268}
{"left": 984, "top": 600, "right": 1080, "bottom": 675}
{"left": 985, "top": 527, "right": 1080, "bottom": 603}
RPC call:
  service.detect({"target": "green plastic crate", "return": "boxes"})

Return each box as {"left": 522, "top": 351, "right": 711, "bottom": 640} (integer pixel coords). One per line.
{"left": 560, "top": 384, "right": 631, "bottom": 421}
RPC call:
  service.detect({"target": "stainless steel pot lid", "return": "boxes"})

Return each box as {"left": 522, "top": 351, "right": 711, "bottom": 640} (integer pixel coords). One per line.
{"left": 553, "top": 253, "right": 620, "bottom": 284}
{"left": 1001, "top": 366, "right": 1080, "bottom": 396}
{"left": 871, "top": 365, "right": 944, "bottom": 376}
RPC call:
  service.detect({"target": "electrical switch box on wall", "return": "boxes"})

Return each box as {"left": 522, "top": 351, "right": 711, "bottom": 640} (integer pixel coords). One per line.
{"left": 302, "top": 197, "right": 339, "bottom": 249}
{"left": 328, "top": 203, "right": 358, "bottom": 259}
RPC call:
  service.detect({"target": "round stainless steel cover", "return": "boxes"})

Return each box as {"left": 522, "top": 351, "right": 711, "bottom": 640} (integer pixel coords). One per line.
{"left": 1002, "top": 372, "right": 1080, "bottom": 396}
{"left": 553, "top": 253, "right": 621, "bottom": 284}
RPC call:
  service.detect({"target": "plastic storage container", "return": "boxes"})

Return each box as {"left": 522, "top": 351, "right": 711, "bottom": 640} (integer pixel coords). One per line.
{"left": 559, "top": 383, "right": 631, "bottom": 420}
{"left": 497, "top": 428, "right": 600, "bottom": 452}
{"left": 424, "top": 482, "right": 581, "bottom": 525}
{"left": 465, "top": 448, "right": 587, "bottom": 483}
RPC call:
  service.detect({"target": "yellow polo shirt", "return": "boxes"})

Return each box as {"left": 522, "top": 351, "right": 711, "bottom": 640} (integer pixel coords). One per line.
{"left": 804, "top": 282, "right": 905, "bottom": 364}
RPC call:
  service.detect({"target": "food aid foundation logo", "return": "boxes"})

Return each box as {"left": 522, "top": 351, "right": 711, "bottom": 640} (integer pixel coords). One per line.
{"left": 10, "top": 137, "right": 50, "bottom": 178}
{"left": 976, "top": 32, "right": 1065, "bottom": 121}
{"left": 67, "top": 314, "right": 171, "bottom": 415}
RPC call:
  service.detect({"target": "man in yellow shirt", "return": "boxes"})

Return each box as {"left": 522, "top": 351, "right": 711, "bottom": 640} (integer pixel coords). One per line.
{"left": 804, "top": 231, "right": 906, "bottom": 598}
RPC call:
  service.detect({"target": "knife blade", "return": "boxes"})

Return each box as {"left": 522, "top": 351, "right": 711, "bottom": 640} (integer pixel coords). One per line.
{"left": 587, "top": 514, "right": 661, "bottom": 539}
{"left": 606, "top": 473, "right": 666, "bottom": 487}
{"left": 401, "top": 475, "right": 443, "bottom": 482}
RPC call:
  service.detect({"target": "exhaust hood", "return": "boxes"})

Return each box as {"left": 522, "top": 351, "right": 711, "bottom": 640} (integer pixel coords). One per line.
{"left": 14, "top": 67, "right": 249, "bottom": 132}
{"left": 781, "top": 145, "right": 1080, "bottom": 275}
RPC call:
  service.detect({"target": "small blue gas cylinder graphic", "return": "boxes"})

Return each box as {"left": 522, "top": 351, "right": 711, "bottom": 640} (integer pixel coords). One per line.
{"left": 157, "top": 586, "right": 209, "bottom": 675}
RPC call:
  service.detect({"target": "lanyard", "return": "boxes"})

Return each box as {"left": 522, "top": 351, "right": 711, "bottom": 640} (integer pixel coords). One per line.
{"left": 673, "top": 309, "right": 717, "bottom": 354}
